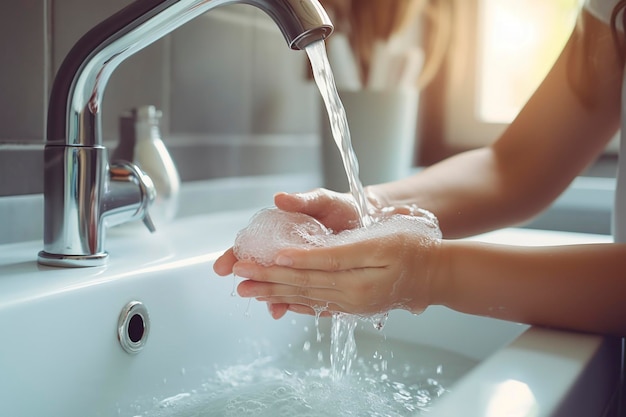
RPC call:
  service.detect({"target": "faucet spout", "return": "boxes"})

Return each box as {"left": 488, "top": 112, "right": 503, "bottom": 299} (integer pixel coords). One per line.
{"left": 47, "top": 0, "right": 332, "bottom": 147}
{"left": 39, "top": 0, "right": 333, "bottom": 267}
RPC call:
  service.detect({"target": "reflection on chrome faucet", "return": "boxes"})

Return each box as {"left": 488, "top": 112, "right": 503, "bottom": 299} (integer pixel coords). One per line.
{"left": 38, "top": 0, "right": 333, "bottom": 268}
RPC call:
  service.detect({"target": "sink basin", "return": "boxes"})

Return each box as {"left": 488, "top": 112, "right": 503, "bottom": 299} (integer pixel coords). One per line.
{"left": 0, "top": 194, "right": 621, "bottom": 416}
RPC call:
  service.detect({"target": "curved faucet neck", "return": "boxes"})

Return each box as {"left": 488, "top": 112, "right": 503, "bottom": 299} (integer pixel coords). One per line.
{"left": 40, "top": 0, "right": 332, "bottom": 267}
{"left": 46, "top": 0, "right": 332, "bottom": 147}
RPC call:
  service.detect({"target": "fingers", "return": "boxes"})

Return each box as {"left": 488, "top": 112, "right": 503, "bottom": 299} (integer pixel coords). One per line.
{"left": 259, "top": 293, "right": 343, "bottom": 314}
{"left": 235, "top": 262, "right": 355, "bottom": 313}
{"left": 215, "top": 230, "right": 382, "bottom": 278}
{"left": 288, "top": 304, "right": 332, "bottom": 317}
{"left": 237, "top": 277, "right": 341, "bottom": 301}
{"left": 266, "top": 302, "right": 333, "bottom": 319}
{"left": 213, "top": 247, "right": 237, "bottom": 276}
{"left": 274, "top": 191, "right": 309, "bottom": 213}
{"left": 274, "top": 189, "right": 333, "bottom": 213}
{"left": 274, "top": 243, "right": 385, "bottom": 272}
{"left": 267, "top": 302, "right": 289, "bottom": 319}
{"left": 274, "top": 189, "right": 358, "bottom": 232}
{"left": 233, "top": 260, "right": 345, "bottom": 289}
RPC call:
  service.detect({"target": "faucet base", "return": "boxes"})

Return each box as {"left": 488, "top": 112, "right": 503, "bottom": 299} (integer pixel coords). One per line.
{"left": 38, "top": 251, "right": 109, "bottom": 268}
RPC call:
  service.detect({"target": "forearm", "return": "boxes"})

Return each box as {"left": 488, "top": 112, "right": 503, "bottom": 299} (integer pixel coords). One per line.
{"left": 366, "top": 10, "right": 621, "bottom": 239}
{"left": 367, "top": 148, "right": 526, "bottom": 238}
{"left": 433, "top": 241, "right": 626, "bottom": 337}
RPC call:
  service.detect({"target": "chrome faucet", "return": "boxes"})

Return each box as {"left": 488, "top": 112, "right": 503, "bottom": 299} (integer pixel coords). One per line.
{"left": 38, "top": 0, "right": 333, "bottom": 267}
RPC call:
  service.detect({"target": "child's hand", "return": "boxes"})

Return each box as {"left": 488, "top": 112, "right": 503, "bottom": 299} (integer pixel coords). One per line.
{"left": 214, "top": 189, "right": 356, "bottom": 274}
{"left": 213, "top": 189, "right": 436, "bottom": 319}
{"left": 273, "top": 188, "right": 362, "bottom": 232}
{"left": 233, "top": 223, "right": 441, "bottom": 318}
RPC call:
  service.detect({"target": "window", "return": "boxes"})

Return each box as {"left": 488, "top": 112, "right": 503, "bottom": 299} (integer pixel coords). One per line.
{"left": 443, "top": 0, "right": 584, "bottom": 149}
{"left": 477, "top": 0, "right": 581, "bottom": 123}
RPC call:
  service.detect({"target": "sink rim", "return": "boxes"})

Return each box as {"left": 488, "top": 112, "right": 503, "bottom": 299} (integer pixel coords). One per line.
{"left": 0, "top": 209, "right": 619, "bottom": 417}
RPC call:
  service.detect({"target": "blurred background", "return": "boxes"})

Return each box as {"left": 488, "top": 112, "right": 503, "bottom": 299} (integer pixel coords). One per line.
{"left": 0, "top": 0, "right": 615, "bottom": 233}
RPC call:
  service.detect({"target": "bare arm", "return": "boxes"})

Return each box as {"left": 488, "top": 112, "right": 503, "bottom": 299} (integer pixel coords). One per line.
{"left": 215, "top": 10, "right": 626, "bottom": 336}
{"left": 434, "top": 241, "right": 626, "bottom": 337}
{"left": 230, "top": 232, "right": 626, "bottom": 337}
{"left": 368, "top": 10, "right": 622, "bottom": 238}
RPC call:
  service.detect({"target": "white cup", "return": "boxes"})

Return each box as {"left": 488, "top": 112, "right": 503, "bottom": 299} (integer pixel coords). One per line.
{"left": 320, "top": 89, "right": 419, "bottom": 192}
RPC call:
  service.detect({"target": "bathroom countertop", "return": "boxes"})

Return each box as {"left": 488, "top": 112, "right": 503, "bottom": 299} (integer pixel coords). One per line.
{"left": 0, "top": 180, "right": 621, "bottom": 417}
{"left": 431, "top": 228, "right": 621, "bottom": 417}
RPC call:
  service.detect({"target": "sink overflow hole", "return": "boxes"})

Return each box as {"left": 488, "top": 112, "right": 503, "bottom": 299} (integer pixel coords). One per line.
{"left": 128, "top": 313, "right": 145, "bottom": 343}
{"left": 118, "top": 301, "right": 150, "bottom": 354}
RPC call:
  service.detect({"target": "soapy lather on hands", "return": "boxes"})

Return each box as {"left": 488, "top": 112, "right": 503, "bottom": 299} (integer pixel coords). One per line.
{"left": 215, "top": 189, "right": 442, "bottom": 320}
{"left": 215, "top": 4, "right": 626, "bottom": 337}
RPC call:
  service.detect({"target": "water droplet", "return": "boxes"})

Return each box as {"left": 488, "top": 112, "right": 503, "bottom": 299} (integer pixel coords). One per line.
{"left": 371, "top": 312, "right": 389, "bottom": 330}
{"left": 231, "top": 275, "right": 238, "bottom": 297}
{"left": 143, "top": 41, "right": 453, "bottom": 417}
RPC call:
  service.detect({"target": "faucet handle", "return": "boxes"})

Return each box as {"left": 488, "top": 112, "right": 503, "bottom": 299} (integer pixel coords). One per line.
{"left": 142, "top": 213, "right": 156, "bottom": 233}
{"left": 109, "top": 161, "right": 157, "bottom": 232}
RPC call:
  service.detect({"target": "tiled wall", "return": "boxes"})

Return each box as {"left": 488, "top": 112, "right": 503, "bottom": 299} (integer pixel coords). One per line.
{"left": 0, "top": 0, "right": 321, "bottom": 196}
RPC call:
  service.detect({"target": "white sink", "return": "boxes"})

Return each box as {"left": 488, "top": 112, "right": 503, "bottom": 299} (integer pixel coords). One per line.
{"left": 0, "top": 201, "right": 621, "bottom": 416}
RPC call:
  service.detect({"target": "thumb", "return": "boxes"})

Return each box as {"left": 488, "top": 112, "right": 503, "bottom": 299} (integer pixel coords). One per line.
{"left": 274, "top": 189, "right": 329, "bottom": 216}
{"left": 274, "top": 189, "right": 360, "bottom": 232}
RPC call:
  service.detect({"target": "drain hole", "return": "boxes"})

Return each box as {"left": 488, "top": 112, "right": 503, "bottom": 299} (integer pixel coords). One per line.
{"left": 118, "top": 301, "right": 150, "bottom": 354}
{"left": 128, "top": 314, "right": 145, "bottom": 343}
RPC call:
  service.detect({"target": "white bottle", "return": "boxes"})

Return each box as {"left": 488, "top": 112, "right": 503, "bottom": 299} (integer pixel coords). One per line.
{"left": 116, "top": 106, "right": 180, "bottom": 227}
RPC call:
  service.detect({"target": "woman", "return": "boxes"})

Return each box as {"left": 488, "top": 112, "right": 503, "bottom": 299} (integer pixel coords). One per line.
{"left": 214, "top": 0, "right": 626, "bottom": 337}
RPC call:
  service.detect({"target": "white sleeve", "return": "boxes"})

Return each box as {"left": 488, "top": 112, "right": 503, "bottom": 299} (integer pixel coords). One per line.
{"left": 584, "top": 0, "right": 621, "bottom": 27}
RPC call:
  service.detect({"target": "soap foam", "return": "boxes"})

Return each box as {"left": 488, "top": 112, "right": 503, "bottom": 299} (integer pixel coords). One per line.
{"left": 233, "top": 208, "right": 332, "bottom": 266}
{"left": 233, "top": 207, "right": 441, "bottom": 267}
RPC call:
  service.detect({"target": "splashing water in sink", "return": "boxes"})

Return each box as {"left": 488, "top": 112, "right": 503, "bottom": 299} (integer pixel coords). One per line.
{"left": 233, "top": 205, "right": 442, "bottom": 386}
{"left": 136, "top": 39, "right": 450, "bottom": 417}
{"left": 137, "top": 333, "right": 475, "bottom": 417}
{"left": 305, "top": 39, "right": 375, "bottom": 382}
{"left": 306, "top": 39, "right": 397, "bottom": 381}
{"left": 236, "top": 38, "right": 442, "bottom": 388}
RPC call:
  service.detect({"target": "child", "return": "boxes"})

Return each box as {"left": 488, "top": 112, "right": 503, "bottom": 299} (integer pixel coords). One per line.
{"left": 214, "top": 0, "right": 626, "bottom": 337}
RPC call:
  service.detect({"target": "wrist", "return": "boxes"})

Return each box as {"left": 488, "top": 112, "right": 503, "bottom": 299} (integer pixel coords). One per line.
{"left": 426, "top": 239, "right": 453, "bottom": 308}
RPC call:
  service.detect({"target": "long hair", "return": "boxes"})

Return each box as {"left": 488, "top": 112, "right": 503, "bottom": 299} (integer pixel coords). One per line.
{"left": 568, "top": 1, "right": 626, "bottom": 107}
{"left": 611, "top": 0, "right": 626, "bottom": 63}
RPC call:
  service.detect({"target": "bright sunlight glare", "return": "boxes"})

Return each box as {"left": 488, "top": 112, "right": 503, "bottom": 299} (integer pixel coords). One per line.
{"left": 478, "top": 0, "right": 582, "bottom": 123}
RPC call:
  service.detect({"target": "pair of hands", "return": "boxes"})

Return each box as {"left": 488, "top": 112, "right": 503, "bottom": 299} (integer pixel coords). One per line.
{"left": 213, "top": 189, "right": 440, "bottom": 320}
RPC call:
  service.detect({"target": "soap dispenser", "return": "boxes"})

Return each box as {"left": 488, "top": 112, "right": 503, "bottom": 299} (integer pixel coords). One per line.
{"left": 113, "top": 105, "right": 180, "bottom": 227}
